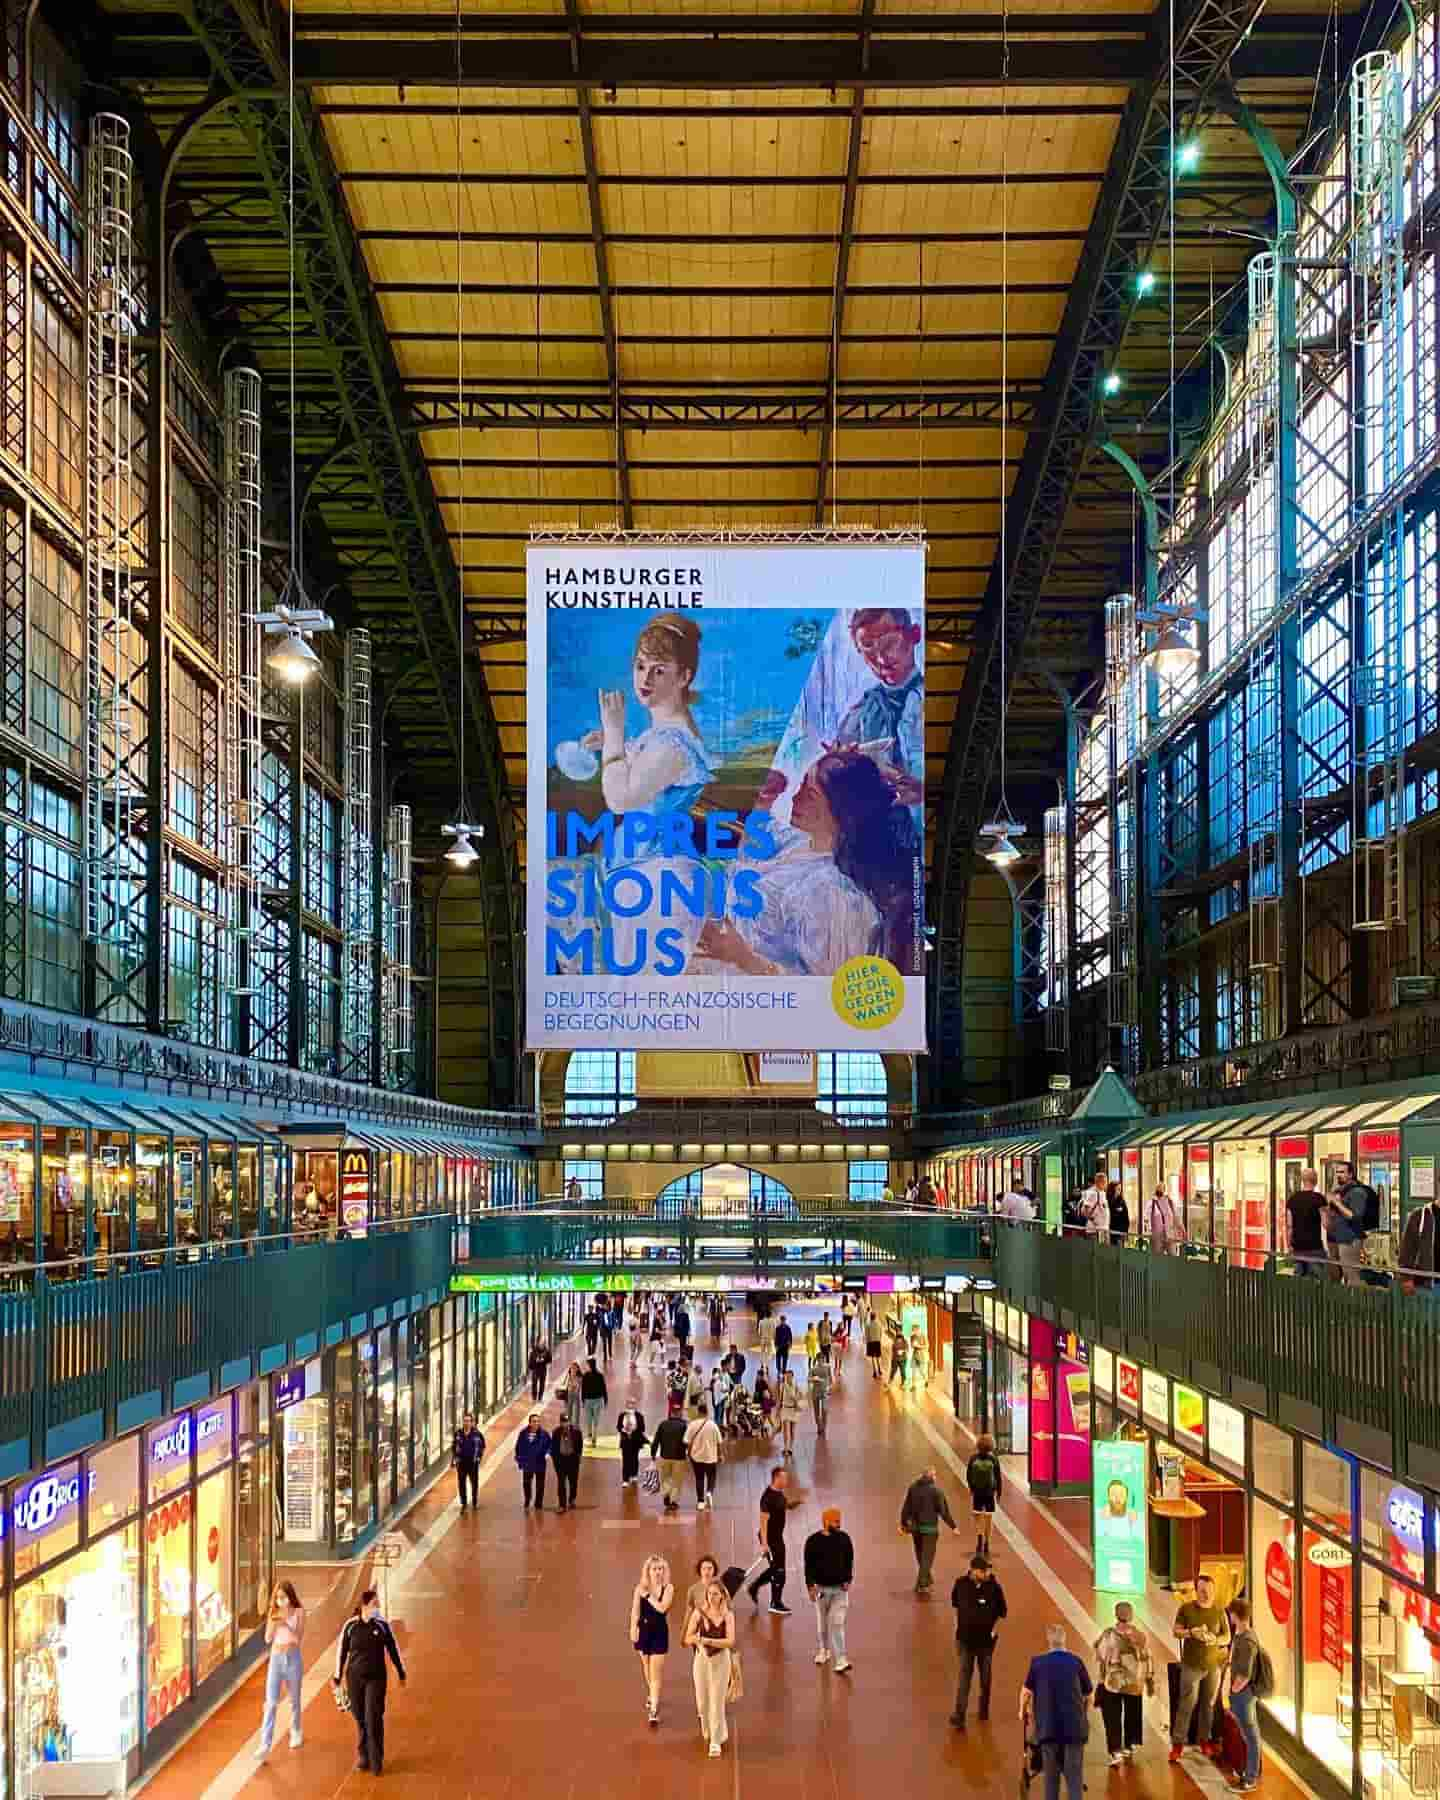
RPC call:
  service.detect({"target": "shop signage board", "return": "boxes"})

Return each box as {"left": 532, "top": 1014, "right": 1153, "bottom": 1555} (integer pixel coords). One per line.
{"left": 757, "top": 1051, "right": 815, "bottom": 1085}
{"left": 1276, "top": 1137, "right": 1310, "bottom": 1159}
{"left": 341, "top": 1148, "right": 370, "bottom": 1237}
{"left": 1173, "top": 1384, "right": 1205, "bottom": 1450}
{"left": 1208, "top": 1400, "right": 1246, "bottom": 1475}
{"left": 1091, "top": 1344, "right": 1114, "bottom": 1401}
{"left": 1357, "top": 1129, "right": 1401, "bottom": 1157}
{"left": 1093, "top": 1439, "right": 1147, "bottom": 1594}
{"left": 450, "top": 1272, "right": 634, "bottom": 1293}
{"left": 1265, "top": 1540, "right": 1293, "bottom": 1623}
{"left": 1117, "top": 1357, "right": 1141, "bottom": 1415}
{"left": 527, "top": 540, "right": 927, "bottom": 1050}
{"left": 1411, "top": 1157, "right": 1436, "bottom": 1200}
{"left": 1141, "top": 1367, "right": 1170, "bottom": 1430}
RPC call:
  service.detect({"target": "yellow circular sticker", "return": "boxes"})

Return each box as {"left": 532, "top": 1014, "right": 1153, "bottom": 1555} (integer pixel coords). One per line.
{"left": 831, "top": 956, "right": 904, "bottom": 1030}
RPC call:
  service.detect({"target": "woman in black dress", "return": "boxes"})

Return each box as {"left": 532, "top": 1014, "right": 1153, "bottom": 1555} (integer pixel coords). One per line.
{"left": 630, "top": 1553, "right": 675, "bottom": 1724}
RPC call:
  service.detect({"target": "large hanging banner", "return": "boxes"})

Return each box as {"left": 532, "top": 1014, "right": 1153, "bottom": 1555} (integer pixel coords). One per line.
{"left": 526, "top": 540, "right": 927, "bottom": 1050}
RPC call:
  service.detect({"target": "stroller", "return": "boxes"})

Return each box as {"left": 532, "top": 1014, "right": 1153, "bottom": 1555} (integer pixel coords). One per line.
{"left": 727, "top": 1388, "right": 766, "bottom": 1438}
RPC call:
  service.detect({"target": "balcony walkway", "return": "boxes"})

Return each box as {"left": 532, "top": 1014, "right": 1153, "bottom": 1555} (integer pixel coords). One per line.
{"left": 140, "top": 1305, "right": 1306, "bottom": 1800}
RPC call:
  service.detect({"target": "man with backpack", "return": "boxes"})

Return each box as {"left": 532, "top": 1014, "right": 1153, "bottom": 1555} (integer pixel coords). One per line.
{"left": 1327, "top": 1162, "right": 1376, "bottom": 1287}
{"left": 1225, "top": 1598, "right": 1273, "bottom": 1792}
{"left": 966, "top": 1433, "right": 1003, "bottom": 1557}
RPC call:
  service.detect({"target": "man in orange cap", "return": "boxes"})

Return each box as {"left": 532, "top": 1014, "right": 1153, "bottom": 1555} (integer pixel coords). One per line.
{"left": 803, "top": 1506, "right": 855, "bottom": 1674}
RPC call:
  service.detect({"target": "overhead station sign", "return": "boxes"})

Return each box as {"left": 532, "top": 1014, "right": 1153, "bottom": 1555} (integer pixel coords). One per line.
{"left": 527, "top": 540, "right": 927, "bottom": 1051}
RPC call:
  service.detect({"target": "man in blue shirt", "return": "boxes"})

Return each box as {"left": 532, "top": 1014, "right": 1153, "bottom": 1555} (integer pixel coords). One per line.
{"left": 1021, "top": 1623, "right": 1092, "bottom": 1800}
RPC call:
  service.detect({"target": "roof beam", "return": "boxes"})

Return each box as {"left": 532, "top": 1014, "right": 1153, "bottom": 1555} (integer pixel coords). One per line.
{"left": 567, "top": 0, "right": 632, "bottom": 527}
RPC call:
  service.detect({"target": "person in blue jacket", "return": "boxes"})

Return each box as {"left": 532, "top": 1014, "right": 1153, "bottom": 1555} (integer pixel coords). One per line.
{"left": 515, "top": 1412, "right": 552, "bottom": 1510}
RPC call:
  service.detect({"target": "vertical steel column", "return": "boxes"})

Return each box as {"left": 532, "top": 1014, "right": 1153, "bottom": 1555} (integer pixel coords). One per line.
{"left": 383, "top": 804, "right": 413, "bottom": 1088}
{"left": 340, "top": 629, "right": 376, "bottom": 1078}
{"left": 84, "top": 114, "right": 147, "bottom": 1017}
{"left": 1104, "top": 595, "right": 1139, "bottom": 1070}
{"left": 221, "top": 365, "right": 263, "bottom": 1055}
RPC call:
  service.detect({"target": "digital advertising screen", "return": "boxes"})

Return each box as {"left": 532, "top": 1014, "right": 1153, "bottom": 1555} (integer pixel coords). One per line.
{"left": 527, "top": 541, "right": 927, "bottom": 1051}
{"left": 1093, "top": 1438, "right": 1148, "bottom": 1595}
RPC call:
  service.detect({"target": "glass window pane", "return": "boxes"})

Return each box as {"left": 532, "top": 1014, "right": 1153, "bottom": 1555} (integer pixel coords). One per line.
{"left": 197, "top": 1396, "right": 233, "bottom": 1477}
{"left": 195, "top": 1467, "right": 234, "bottom": 1682}
{"left": 235, "top": 1437, "right": 270, "bottom": 1636}
{"left": 148, "top": 1413, "right": 193, "bottom": 1501}
{"left": 1303, "top": 1439, "right": 1354, "bottom": 1537}
{"left": 1250, "top": 1495, "right": 1299, "bottom": 1741}
{"left": 146, "top": 1500, "right": 193, "bottom": 1728}
{"left": 88, "top": 1435, "right": 140, "bottom": 1532}
{"left": 1252, "top": 1419, "right": 1295, "bottom": 1505}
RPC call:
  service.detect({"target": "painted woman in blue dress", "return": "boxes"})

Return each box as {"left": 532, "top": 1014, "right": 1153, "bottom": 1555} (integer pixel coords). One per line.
{"left": 578, "top": 613, "right": 715, "bottom": 972}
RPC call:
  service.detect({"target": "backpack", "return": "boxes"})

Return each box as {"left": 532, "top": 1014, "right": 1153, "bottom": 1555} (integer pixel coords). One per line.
{"left": 969, "top": 1454, "right": 998, "bottom": 1497}
{"left": 1354, "top": 1184, "right": 1380, "bottom": 1234}
{"left": 1101, "top": 1630, "right": 1142, "bottom": 1693}
{"left": 1248, "top": 1638, "right": 1276, "bottom": 1699}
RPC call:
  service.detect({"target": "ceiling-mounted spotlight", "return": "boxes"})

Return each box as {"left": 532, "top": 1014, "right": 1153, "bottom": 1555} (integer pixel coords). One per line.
{"left": 443, "top": 821, "right": 485, "bottom": 867}
{"left": 257, "top": 601, "right": 334, "bottom": 686}
{"left": 1176, "top": 140, "right": 1201, "bottom": 173}
{"left": 1136, "top": 268, "right": 1157, "bottom": 296}
{"left": 1102, "top": 370, "right": 1123, "bottom": 397}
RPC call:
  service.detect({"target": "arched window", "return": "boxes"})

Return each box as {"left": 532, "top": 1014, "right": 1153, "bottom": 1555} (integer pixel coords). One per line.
{"left": 563, "top": 1050, "right": 637, "bottom": 1123}
{"left": 816, "top": 1052, "right": 888, "bottom": 1123}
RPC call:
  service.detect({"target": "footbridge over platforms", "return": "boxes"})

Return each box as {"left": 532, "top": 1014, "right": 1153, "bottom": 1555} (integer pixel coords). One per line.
{"left": 452, "top": 1202, "right": 993, "bottom": 1288}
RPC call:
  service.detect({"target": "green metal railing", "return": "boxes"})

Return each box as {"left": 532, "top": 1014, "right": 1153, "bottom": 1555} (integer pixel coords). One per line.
{"left": 0, "top": 1218, "right": 453, "bottom": 1477}
{"left": 459, "top": 1206, "right": 993, "bottom": 1273}
{"left": 992, "top": 1224, "right": 1440, "bottom": 1477}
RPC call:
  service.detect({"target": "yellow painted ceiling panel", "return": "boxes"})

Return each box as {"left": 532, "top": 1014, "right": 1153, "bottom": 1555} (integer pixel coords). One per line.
{"left": 619, "top": 340, "right": 830, "bottom": 383}
{"left": 366, "top": 239, "right": 597, "bottom": 289}
{"left": 613, "top": 294, "right": 833, "bottom": 336}
{"left": 852, "top": 180, "right": 1098, "bottom": 236}
{"left": 378, "top": 291, "right": 602, "bottom": 337}
{"left": 344, "top": 178, "right": 593, "bottom": 236}
{"left": 323, "top": 110, "right": 585, "bottom": 178}
{"left": 629, "top": 464, "right": 816, "bottom": 504}
{"left": 838, "top": 339, "right": 1055, "bottom": 383}
{"left": 594, "top": 109, "right": 849, "bottom": 181}
{"left": 602, "top": 183, "right": 843, "bottom": 238}
{"left": 609, "top": 243, "right": 837, "bottom": 287}
{"left": 424, "top": 426, "right": 619, "bottom": 464}
{"left": 394, "top": 338, "right": 611, "bottom": 381}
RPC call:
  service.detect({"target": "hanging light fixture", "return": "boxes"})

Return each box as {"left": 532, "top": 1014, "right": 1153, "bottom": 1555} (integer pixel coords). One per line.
{"left": 443, "top": 823, "right": 483, "bottom": 867}
{"left": 257, "top": 601, "right": 332, "bottom": 685}
{"left": 439, "top": 0, "right": 485, "bottom": 873}
{"left": 1144, "top": 611, "right": 1200, "bottom": 678}
{"left": 981, "top": 818, "right": 1023, "bottom": 868}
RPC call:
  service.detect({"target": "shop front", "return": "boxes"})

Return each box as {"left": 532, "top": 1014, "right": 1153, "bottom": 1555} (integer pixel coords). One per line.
{"left": 994, "top": 1290, "right": 1440, "bottom": 1800}
{"left": 927, "top": 1135, "right": 1063, "bottom": 1220}
{"left": 284, "top": 1130, "right": 536, "bottom": 1241}
{"left": 1105, "top": 1085, "right": 1440, "bottom": 1261}
{"left": 5, "top": 1382, "right": 272, "bottom": 1797}
{"left": 274, "top": 1287, "right": 578, "bottom": 1559}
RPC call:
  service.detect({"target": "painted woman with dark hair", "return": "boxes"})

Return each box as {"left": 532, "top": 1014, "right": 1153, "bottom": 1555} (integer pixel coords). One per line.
{"left": 811, "top": 750, "right": 918, "bottom": 967}
{"left": 697, "top": 750, "right": 914, "bottom": 976}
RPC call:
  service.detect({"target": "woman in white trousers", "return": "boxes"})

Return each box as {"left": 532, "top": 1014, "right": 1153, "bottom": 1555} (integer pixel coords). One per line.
{"left": 684, "top": 1581, "right": 736, "bottom": 1757}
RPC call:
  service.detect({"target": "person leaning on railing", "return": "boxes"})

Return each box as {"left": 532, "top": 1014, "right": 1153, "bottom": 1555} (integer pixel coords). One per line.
{"left": 1399, "top": 1193, "right": 1440, "bottom": 1300}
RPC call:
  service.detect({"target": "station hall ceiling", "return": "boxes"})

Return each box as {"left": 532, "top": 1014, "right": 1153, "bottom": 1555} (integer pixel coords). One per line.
{"left": 90, "top": 0, "right": 1366, "bottom": 894}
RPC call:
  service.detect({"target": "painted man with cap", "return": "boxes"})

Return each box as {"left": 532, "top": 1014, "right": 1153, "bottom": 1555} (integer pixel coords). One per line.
{"left": 803, "top": 1505, "right": 855, "bottom": 1674}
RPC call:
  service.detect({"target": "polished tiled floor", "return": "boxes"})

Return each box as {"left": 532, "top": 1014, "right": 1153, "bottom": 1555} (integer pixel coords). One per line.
{"left": 140, "top": 1308, "right": 1310, "bottom": 1800}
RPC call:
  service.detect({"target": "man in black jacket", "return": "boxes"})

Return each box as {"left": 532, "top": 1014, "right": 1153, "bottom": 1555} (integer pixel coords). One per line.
{"left": 804, "top": 1506, "right": 855, "bottom": 1673}
{"left": 651, "top": 1407, "right": 690, "bottom": 1512}
{"left": 333, "top": 1589, "right": 406, "bottom": 1775}
{"left": 949, "top": 1555, "right": 1008, "bottom": 1726}
{"left": 900, "top": 1466, "right": 959, "bottom": 1594}
{"left": 527, "top": 1339, "right": 552, "bottom": 1402}
{"left": 579, "top": 1357, "right": 608, "bottom": 1445}
{"left": 551, "top": 1415, "right": 584, "bottom": 1512}
{"left": 451, "top": 1412, "right": 485, "bottom": 1511}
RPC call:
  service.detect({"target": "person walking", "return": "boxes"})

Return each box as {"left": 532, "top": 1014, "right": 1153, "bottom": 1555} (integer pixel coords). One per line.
{"left": 551, "top": 1412, "right": 584, "bottom": 1512}
{"left": 651, "top": 1406, "right": 691, "bottom": 1513}
{"left": 1225, "top": 1598, "right": 1266, "bottom": 1792}
{"left": 527, "top": 1339, "right": 552, "bottom": 1403}
{"left": 966, "top": 1432, "right": 1003, "bottom": 1556}
{"left": 630, "top": 1554, "right": 675, "bottom": 1726}
{"left": 599, "top": 1303, "right": 616, "bottom": 1360}
{"left": 256, "top": 1580, "right": 306, "bottom": 1760}
{"left": 451, "top": 1411, "right": 485, "bottom": 1512}
{"left": 515, "top": 1411, "right": 552, "bottom": 1510}
{"left": 721, "top": 1341, "right": 746, "bottom": 1388}
{"left": 685, "top": 1404, "right": 723, "bottom": 1510}
{"left": 333, "top": 1589, "right": 406, "bottom": 1777}
{"left": 566, "top": 1174, "right": 583, "bottom": 1203}
{"left": 774, "top": 1314, "right": 794, "bottom": 1376}
{"left": 648, "top": 1309, "right": 667, "bottom": 1370}
{"left": 584, "top": 1306, "right": 600, "bottom": 1358}
{"left": 908, "top": 1328, "right": 929, "bottom": 1392}
{"left": 817, "top": 1311, "right": 833, "bottom": 1368}
{"left": 777, "top": 1368, "right": 802, "bottom": 1456}
{"left": 889, "top": 1325, "right": 908, "bottom": 1388}
{"left": 804, "top": 1320, "right": 820, "bottom": 1366}
{"left": 617, "top": 1404, "right": 648, "bottom": 1487}
{"left": 684, "top": 1579, "right": 736, "bottom": 1757}
{"left": 1168, "top": 1571, "right": 1231, "bottom": 1762}
{"left": 1327, "top": 1161, "right": 1372, "bottom": 1285}
{"left": 949, "top": 1555, "right": 1007, "bottom": 1727}
{"left": 709, "top": 1362, "right": 733, "bottom": 1434}
{"left": 1094, "top": 1599, "right": 1153, "bottom": 1765}
{"left": 674, "top": 1301, "right": 693, "bottom": 1356}
{"left": 683, "top": 1358, "right": 707, "bottom": 1420}
{"left": 629, "top": 1309, "right": 646, "bottom": 1363}
{"left": 1399, "top": 1188, "right": 1440, "bottom": 1296}
{"left": 756, "top": 1309, "right": 776, "bottom": 1374}
{"left": 561, "top": 1360, "right": 584, "bottom": 1430}
{"left": 746, "top": 1465, "right": 797, "bottom": 1615}
{"left": 754, "top": 1369, "right": 776, "bottom": 1437}
{"left": 803, "top": 1506, "right": 854, "bottom": 1674}
{"left": 684, "top": 1554, "right": 722, "bottom": 1633}
{"left": 865, "top": 1308, "right": 884, "bottom": 1378}
{"left": 1287, "top": 1168, "right": 1329, "bottom": 1277}
{"left": 1021, "top": 1623, "right": 1092, "bottom": 1800}
{"left": 580, "top": 1357, "right": 608, "bottom": 1444}
{"left": 900, "top": 1465, "right": 958, "bottom": 1595}
{"left": 1078, "top": 1176, "right": 1109, "bottom": 1238}
{"left": 808, "top": 1347, "right": 833, "bottom": 1436}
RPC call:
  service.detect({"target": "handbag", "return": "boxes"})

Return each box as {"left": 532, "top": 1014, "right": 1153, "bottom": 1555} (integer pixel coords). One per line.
{"left": 726, "top": 1650, "right": 744, "bottom": 1703}
{"left": 331, "top": 1678, "right": 352, "bottom": 1714}
{"left": 642, "top": 1465, "right": 660, "bottom": 1494}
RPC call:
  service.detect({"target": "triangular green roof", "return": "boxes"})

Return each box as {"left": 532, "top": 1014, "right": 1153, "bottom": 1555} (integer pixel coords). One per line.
{"left": 1069, "top": 1067, "right": 1146, "bottom": 1122}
